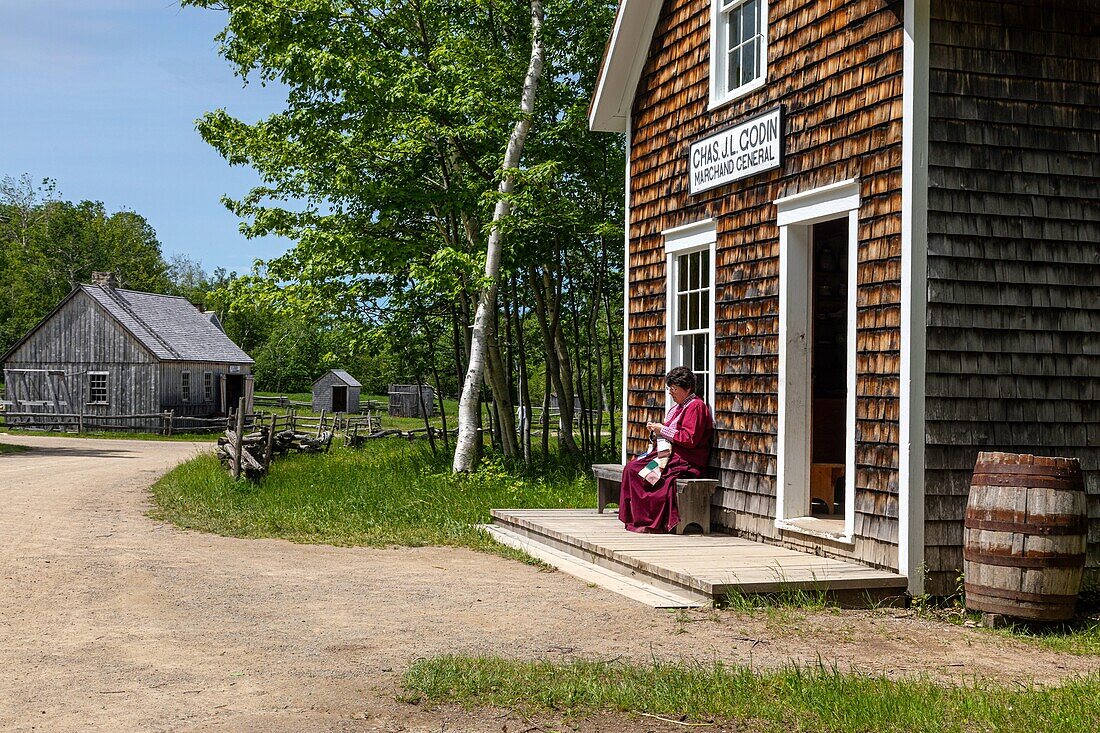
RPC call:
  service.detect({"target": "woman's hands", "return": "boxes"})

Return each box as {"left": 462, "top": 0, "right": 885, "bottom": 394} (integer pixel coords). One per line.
{"left": 646, "top": 421, "right": 665, "bottom": 434}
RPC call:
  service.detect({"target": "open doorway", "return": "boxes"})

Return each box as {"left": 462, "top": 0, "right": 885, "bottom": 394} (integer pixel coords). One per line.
{"left": 331, "top": 385, "right": 348, "bottom": 412}
{"left": 224, "top": 374, "right": 244, "bottom": 414}
{"left": 775, "top": 180, "right": 858, "bottom": 541}
{"left": 809, "top": 219, "right": 847, "bottom": 517}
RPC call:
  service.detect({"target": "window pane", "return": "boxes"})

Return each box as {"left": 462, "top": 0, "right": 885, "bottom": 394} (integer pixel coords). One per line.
{"left": 700, "top": 290, "right": 710, "bottom": 328}
{"left": 686, "top": 252, "right": 697, "bottom": 290}
{"left": 694, "top": 335, "right": 708, "bottom": 372}
{"left": 686, "top": 292, "right": 696, "bottom": 330}
{"left": 678, "top": 293, "right": 688, "bottom": 331}
{"left": 678, "top": 254, "right": 688, "bottom": 293}
{"left": 728, "top": 48, "right": 741, "bottom": 92}
{"left": 744, "top": 0, "right": 758, "bottom": 37}
{"left": 743, "top": 39, "right": 758, "bottom": 84}
{"left": 701, "top": 249, "right": 710, "bottom": 288}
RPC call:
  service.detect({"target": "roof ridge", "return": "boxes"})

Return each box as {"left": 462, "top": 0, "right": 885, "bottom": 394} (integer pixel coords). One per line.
{"left": 96, "top": 285, "right": 183, "bottom": 359}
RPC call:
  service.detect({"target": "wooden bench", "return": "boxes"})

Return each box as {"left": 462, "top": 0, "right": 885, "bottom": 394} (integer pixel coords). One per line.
{"left": 591, "top": 463, "right": 719, "bottom": 535}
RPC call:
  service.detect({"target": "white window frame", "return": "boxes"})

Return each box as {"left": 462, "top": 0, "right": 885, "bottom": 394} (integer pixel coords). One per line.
{"left": 181, "top": 370, "right": 192, "bottom": 404}
{"left": 664, "top": 220, "right": 717, "bottom": 407}
{"left": 204, "top": 372, "right": 214, "bottom": 402}
{"left": 87, "top": 371, "right": 109, "bottom": 406}
{"left": 710, "top": 0, "right": 769, "bottom": 109}
{"left": 775, "top": 180, "right": 860, "bottom": 543}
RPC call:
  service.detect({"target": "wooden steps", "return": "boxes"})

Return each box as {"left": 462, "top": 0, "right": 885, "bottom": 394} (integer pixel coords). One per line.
{"left": 480, "top": 525, "right": 710, "bottom": 608}
{"left": 489, "top": 509, "right": 908, "bottom": 605}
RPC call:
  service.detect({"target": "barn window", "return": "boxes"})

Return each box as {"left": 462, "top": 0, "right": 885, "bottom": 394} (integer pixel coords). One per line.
{"left": 664, "top": 220, "right": 716, "bottom": 404}
{"left": 181, "top": 371, "right": 191, "bottom": 403}
{"left": 204, "top": 372, "right": 213, "bottom": 402}
{"left": 711, "top": 0, "right": 768, "bottom": 107}
{"left": 88, "top": 372, "right": 108, "bottom": 405}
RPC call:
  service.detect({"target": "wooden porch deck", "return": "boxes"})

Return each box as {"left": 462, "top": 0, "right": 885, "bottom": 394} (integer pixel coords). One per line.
{"left": 489, "top": 509, "right": 907, "bottom": 607}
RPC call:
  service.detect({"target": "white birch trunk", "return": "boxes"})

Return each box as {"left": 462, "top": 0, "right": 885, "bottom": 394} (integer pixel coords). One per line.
{"left": 452, "top": 0, "right": 545, "bottom": 472}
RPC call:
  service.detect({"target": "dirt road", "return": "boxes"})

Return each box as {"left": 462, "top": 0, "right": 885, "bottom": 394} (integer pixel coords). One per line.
{"left": 0, "top": 434, "right": 1095, "bottom": 732}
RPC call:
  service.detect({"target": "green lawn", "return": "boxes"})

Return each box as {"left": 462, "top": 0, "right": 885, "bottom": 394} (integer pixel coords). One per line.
{"left": 404, "top": 656, "right": 1100, "bottom": 733}
{"left": 149, "top": 440, "right": 595, "bottom": 552}
{"left": 0, "top": 443, "right": 28, "bottom": 455}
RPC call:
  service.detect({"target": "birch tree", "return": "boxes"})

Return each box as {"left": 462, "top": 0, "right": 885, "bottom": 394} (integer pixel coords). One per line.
{"left": 452, "top": 0, "right": 544, "bottom": 472}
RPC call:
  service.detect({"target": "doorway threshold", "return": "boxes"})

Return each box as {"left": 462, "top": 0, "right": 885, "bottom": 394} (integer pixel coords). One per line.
{"left": 776, "top": 516, "right": 853, "bottom": 546}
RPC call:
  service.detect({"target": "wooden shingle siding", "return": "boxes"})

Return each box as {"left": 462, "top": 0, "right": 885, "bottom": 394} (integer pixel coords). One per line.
{"left": 4, "top": 291, "right": 159, "bottom": 418}
{"left": 627, "top": 0, "right": 904, "bottom": 568}
{"left": 160, "top": 362, "right": 232, "bottom": 416}
{"left": 924, "top": 0, "right": 1100, "bottom": 593}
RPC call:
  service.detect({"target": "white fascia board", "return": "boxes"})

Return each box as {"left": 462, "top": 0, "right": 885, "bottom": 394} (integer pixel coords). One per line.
{"left": 589, "top": 0, "right": 663, "bottom": 133}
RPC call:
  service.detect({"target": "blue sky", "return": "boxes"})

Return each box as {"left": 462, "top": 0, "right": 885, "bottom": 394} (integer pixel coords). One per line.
{"left": 0, "top": 0, "right": 292, "bottom": 275}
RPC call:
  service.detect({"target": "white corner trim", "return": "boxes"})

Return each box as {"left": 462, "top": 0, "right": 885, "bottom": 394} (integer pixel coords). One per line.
{"left": 899, "top": 0, "right": 930, "bottom": 595}
{"left": 621, "top": 118, "right": 633, "bottom": 464}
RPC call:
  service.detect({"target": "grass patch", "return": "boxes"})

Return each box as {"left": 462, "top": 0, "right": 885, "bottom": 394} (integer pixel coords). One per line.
{"left": 149, "top": 441, "right": 594, "bottom": 556}
{"left": 403, "top": 656, "right": 1100, "bottom": 732}
{"left": 0, "top": 442, "right": 29, "bottom": 455}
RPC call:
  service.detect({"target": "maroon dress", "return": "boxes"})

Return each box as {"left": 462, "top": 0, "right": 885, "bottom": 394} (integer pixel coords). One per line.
{"left": 618, "top": 395, "right": 714, "bottom": 533}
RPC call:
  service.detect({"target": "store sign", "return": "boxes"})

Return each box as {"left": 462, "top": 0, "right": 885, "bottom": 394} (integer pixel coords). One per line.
{"left": 689, "top": 107, "right": 783, "bottom": 194}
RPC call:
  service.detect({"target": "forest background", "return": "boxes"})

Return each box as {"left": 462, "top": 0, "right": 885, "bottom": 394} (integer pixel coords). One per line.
{"left": 1, "top": 0, "right": 624, "bottom": 463}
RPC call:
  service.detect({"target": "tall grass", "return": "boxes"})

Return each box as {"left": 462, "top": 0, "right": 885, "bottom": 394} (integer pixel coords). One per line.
{"left": 404, "top": 656, "right": 1100, "bottom": 732}
{"left": 149, "top": 442, "right": 594, "bottom": 550}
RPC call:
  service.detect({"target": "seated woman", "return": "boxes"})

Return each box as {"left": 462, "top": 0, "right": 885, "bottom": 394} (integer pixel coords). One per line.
{"left": 619, "top": 366, "right": 714, "bottom": 533}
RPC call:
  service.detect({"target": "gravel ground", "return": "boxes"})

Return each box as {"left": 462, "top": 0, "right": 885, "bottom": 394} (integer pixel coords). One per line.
{"left": 1, "top": 433, "right": 1096, "bottom": 733}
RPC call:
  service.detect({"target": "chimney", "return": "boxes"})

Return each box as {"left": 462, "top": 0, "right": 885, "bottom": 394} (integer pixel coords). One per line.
{"left": 91, "top": 271, "right": 118, "bottom": 289}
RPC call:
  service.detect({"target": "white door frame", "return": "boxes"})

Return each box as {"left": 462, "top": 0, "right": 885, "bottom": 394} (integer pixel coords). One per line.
{"left": 775, "top": 180, "right": 860, "bottom": 542}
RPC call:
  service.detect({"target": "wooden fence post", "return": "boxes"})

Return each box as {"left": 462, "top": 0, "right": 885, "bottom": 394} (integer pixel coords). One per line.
{"left": 263, "top": 419, "right": 276, "bottom": 472}
{"left": 232, "top": 397, "right": 245, "bottom": 480}
{"left": 317, "top": 409, "right": 326, "bottom": 439}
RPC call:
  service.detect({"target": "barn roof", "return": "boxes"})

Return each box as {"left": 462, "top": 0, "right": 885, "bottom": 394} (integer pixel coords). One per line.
{"left": 588, "top": 0, "right": 662, "bottom": 132}
{"left": 2, "top": 283, "right": 253, "bottom": 365}
{"left": 78, "top": 285, "right": 253, "bottom": 363}
{"left": 316, "top": 369, "right": 361, "bottom": 387}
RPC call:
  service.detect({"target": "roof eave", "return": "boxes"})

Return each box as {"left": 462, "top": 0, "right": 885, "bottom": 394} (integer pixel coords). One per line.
{"left": 588, "top": 0, "right": 663, "bottom": 133}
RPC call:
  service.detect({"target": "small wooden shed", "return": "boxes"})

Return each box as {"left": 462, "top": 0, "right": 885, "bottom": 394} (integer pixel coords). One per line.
{"left": 312, "top": 370, "right": 362, "bottom": 414}
{"left": 388, "top": 384, "right": 435, "bottom": 418}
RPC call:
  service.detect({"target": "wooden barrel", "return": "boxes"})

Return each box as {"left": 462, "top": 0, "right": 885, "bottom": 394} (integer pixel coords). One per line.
{"left": 964, "top": 452, "right": 1087, "bottom": 622}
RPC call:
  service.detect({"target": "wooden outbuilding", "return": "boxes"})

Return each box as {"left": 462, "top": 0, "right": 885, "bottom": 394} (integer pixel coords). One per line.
{"left": 590, "top": 0, "right": 1099, "bottom": 594}
{"left": 388, "top": 384, "right": 435, "bottom": 418}
{"left": 1, "top": 272, "right": 254, "bottom": 424}
{"left": 311, "top": 369, "right": 362, "bottom": 413}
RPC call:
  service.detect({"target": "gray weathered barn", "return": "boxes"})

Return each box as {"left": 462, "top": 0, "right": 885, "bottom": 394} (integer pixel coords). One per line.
{"left": 311, "top": 369, "right": 362, "bottom": 413}
{"left": 1, "top": 272, "right": 254, "bottom": 422}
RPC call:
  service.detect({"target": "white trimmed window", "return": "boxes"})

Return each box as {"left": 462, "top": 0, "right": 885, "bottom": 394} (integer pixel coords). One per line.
{"left": 88, "top": 372, "right": 108, "bottom": 405}
{"left": 204, "top": 372, "right": 213, "bottom": 402}
{"left": 665, "top": 221, "right": 717, "bottom": 403}
{"left": 711, "top": 0, "right": 768, "bottom": 107}
{"left": 181, "top": 371, "right": 192, "bottom": 403}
